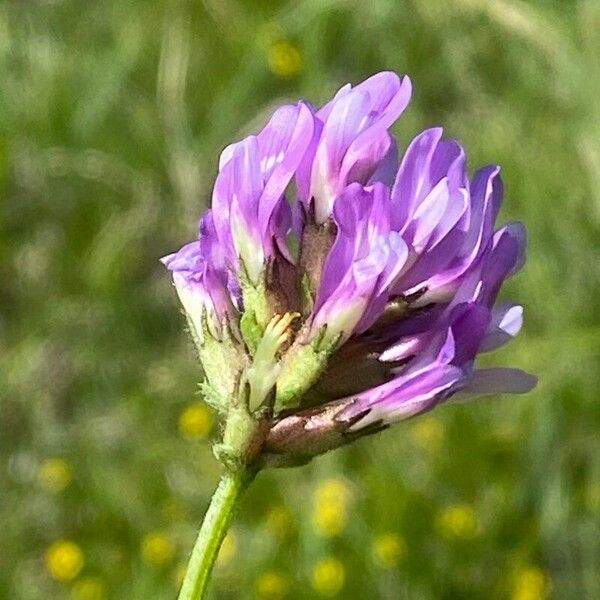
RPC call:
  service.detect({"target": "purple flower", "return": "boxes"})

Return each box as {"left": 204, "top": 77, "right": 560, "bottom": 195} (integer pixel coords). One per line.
{"left": 264, "top": 222, "right": 535, "bottom": 465}
{"left": 212, "top": 102, "right": 314, "bottom": 284}
{"left": 297, "top": 71, "right": 412, "bottom": 224}
{"left": 162, "top": 71, "right": 536, "bottom": 467}
{"left": 389, "top": 129, "right": 504, "bottom": 306}
{"left": 310, "top": 182, "right": 408, "bottom": 344}
{"left": 161, "top": 212, "right": 238, "bottom": 341}
{"left": 337, "top": 222, "right": 535, "bottom": 430}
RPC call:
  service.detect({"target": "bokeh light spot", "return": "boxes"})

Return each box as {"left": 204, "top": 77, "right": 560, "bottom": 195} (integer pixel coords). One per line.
{"left": 38, "top": 458, "right": 72, "bottom": 493}
{"left": 178, "top": 402, "right": 213, "bottom": 440}
{"left": 45, "top": 540, "right": 85, "bottom": 582}
{"left": 141, "top": 531, "right": 175, "bottom": 567}
{"left": 437, "top": 503, "right": 478, "bottom": 539}
{"left": 410, "top": 417, "right": 445, "bottom": 451}
{"left": 71, "top": 576, "right": 105, "bottom": 600}
{"left": 312, "top": 478, "right": 351, "bottom": 538}
{"left": 311, "top": 557, "right": 345, "bottom": 597}
{"left": 372, "top": 532, "right": 407, "bottom": 568}
{"left": 512, "top": 567, "right": 550, "bottom": 600}
{"left": 268, "top": 41, "right": 302, "bottom": 78}
{"left": 256, "top": 570, "right": 290, "bottom": 599}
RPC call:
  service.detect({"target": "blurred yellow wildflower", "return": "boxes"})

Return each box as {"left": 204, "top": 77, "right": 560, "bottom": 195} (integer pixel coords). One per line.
{"left": 141, "top": 531, "right": 175, "bottom": 567}
{"left": 215, "top": 530, "right": 237, "bottom": 567}
{"left": 437, "top": 503, "right": 478, "bottom": 539}
{"left": 178, "top": 402, "right": 213, "bottom": 440}
{"left": 256, "top": 570, "right": 290, "bottom": 599}
{"left": 268, "top": 41, "right": 302, "bottom": 78}
{"left": 312, "top": 502, "right": 347, "bottom": 537}
{"left": 45, "top": 540, "right": 85, "bottom": 582}
{"left": 512, "top": 567, "right": 550, "bottom": 600}
{"left": 265, "top": 505, "right": 293, "bottom": 538}
{"left": 311, "top": 557, "right": 345, "bottom": 597}
{"left": 372, "top": 532, "right": 407, "bottom": 568}
{"left": 71, "top": 576, "right": 105, "bottom": 600}
{"left": 312, "top": 478, "right": 351, "bottom": 537}
{"left": 410, "top": 417, "right": 445, "bottom": 451}
{"left": 39, "top": 458, "right": 72, "bottom": 493}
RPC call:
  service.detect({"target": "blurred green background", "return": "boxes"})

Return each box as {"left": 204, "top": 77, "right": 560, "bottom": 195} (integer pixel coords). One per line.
{"left": 1, "top": 0, "right": 599, "bottom": 598}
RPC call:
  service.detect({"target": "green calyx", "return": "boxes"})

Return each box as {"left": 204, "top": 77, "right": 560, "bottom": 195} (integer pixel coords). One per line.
{"left": 239, "top": 267, "right": 271, "bottom": 353}
{"left": 185, "top": 312, "right": 247, "bottom": 413}
{"left": 214, "top": 312, "right": 300, "bottom": 470}
{"left": 214, "top": 401, "right": 269, "bottom": 471}
{"left": 274, "top": 326, "right": 339, "bottom": 413}
{"left": 186, "top": 265, "right": 341, "bottom": 471}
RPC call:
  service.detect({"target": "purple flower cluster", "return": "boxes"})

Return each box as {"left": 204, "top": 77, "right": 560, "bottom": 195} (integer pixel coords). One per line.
{"left": 163, "top": 72, "right": 535, "bottom": 460}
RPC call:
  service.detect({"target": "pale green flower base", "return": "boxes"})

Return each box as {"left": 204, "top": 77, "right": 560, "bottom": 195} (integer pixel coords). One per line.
{"left": 178, "top": 470, "right": 253, "bottom": 600}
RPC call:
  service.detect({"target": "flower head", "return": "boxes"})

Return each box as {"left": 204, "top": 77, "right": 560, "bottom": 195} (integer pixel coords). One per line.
{"left": 162, "top": 71, "right": 536, "bottom": 469}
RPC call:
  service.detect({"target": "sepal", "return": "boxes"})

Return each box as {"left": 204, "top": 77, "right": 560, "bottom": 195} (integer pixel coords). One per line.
{"left": 274, "top": 326, "right": 340, "bottom": 412}
{"left": 190, "top": 311, "right": 247, "bottom": 411}
{"left": 260, "top": 398, "right": 386, "bottom": 468}
{"left": 238, "top": 264, "right": 271, "bottom": 353}
{"left": 215, "top": 401, "right": 271, "bottom": 471}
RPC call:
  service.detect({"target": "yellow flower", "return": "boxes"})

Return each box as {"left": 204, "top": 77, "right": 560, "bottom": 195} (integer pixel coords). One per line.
{"left": 437, "top": 503, "right": 478, "bottom": 539}
{"left": 71, "top": 576, "right": 105, "bottom": 600}
{"left": 312, "top": 478, "right": 351, "bottom": 538}
{"left": 39, "top": 458, "right": 72, "bottom": 493}
{"left": 268, "top": 41, "right": 302, "bottom": 78}
{"left": 256, "top": 570, "right": 290, "bottom": 599}
{"left": 512, "top": 567, "right": 549, "bottom": 600}
{"left": 311, "top": 557, "right": 345, "bottom": 597}
{"left": 215, "top": 530, "right": 237, "bottom": 568}
{"left": 141, "top": 531, "right": 175, "bottom": 567}
{"left": 45, "top": 540, "right": 85, "bottom": 582}
{"left": 312, "top": 503, "right": 347, "bottom": 537}
{"left": 372, "top": 533, "right": 407, "bottom": 568}
{"left": 410, "top": 417, "right": 445, "bottom": 451}
{"left": 178, "top": 402, "right": 213, "bottom": 440}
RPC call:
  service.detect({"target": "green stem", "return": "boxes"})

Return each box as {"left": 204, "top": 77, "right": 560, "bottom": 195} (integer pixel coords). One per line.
{"left": 178, "top": 469, "right": 253, "bottom": 600}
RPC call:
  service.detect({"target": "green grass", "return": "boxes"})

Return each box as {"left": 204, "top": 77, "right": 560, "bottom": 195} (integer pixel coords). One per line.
{"left": 1, "top": 0, "right": 599, "bottom": 598}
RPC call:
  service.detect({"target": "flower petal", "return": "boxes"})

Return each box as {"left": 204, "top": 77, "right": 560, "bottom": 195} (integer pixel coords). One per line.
{"left": 479, "top": 304, "right": 524, "bottom": 352}
{"left": 457, "top": 367, "right": 537, "bottom": 398}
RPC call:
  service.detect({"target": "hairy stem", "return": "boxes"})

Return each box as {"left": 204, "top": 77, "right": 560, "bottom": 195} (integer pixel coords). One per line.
{"left": 178, "top": 469, "right": 253, "bottom": 600}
